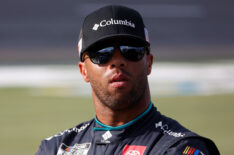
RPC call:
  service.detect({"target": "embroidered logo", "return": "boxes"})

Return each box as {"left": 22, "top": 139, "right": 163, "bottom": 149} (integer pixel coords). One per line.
{"left": 57, "top": 143, "right": 91, "bottom": 155}
{"left": 92, "top": 18, "right": 135, "bottom": 31}
{"left": 155, "top": 121, "right": 185, "bottom": 137}
{"left": 183, "top": 146, "right": 204, "bottom": 155}
{"left": 92, "top": 24, "right": 99, "bottom": 30}
{"left": 122, "top": 145, "right": 146, "bottom": 155}
{"left": 102, "top": 131, "right": 112, "bottom": 141}
{"left": 46, "top": 123, "right": 90, "bottom": 141}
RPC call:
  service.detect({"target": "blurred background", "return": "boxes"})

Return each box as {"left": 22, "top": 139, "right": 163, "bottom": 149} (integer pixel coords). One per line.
{"left": 0, "top": 0, "right": 234, "bottom": 154}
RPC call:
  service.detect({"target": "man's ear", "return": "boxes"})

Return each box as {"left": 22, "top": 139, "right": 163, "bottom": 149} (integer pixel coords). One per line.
{"left": 147, "top": 54, "right": 154, "bottom": 75}
{"left": 78, "top": 62, "right": 90, "bottom": 82}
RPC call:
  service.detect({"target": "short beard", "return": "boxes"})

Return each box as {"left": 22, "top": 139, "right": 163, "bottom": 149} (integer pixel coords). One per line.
{"left": 91, "top": 73, "right": 149, "bottom": 111}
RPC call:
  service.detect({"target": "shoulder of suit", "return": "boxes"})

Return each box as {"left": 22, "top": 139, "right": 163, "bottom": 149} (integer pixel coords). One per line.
{"left": 44, "top": 119, "right": 93, "bottom": 142}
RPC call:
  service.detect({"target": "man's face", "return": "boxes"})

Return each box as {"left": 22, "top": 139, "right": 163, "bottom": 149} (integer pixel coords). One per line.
{"left": 79, "top": 42, "right": 153, "bottom": 110}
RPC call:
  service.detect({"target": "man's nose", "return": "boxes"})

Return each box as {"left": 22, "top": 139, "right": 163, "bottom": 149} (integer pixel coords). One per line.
{"left": 108, "top": 48, "right": 127, "bottom": 68}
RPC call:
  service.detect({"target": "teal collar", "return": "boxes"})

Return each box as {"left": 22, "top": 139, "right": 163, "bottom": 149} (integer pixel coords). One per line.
{"left": 94, "top": 101, "right": 153, "bottom": 131}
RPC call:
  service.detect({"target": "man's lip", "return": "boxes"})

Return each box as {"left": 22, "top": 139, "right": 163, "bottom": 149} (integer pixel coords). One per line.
{"left": 109, "top": 74, "right": 129, "bottom": 83}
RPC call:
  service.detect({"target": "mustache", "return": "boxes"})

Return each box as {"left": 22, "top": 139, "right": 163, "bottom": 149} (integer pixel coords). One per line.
{"left": 116, "top": 68, "right": 131, "bottom": 76}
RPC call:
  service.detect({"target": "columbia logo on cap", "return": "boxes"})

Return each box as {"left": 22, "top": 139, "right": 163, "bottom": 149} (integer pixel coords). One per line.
{"left": 92, "top": 24, "right": 99, "bottom": 30}
{"left": 92, "top": 18, "right": 135, "bottom": 31}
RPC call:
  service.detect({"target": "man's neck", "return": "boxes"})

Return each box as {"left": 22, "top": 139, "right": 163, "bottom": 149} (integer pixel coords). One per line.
{"left": 93, "top": 90, "right": 151, "bottom": 127}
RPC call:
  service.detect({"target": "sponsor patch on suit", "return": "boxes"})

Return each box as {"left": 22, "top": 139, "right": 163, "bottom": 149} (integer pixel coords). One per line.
{"left": 57, "top": 143, "right": 91, "bottom": 155}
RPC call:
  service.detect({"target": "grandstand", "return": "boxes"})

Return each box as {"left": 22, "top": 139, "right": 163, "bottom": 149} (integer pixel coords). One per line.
{"left": 0, "top": 0, "right": 234, "bottom": 63}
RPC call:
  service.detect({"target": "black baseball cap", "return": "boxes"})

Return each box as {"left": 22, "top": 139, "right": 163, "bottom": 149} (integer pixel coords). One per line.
{"left": 78, "top": 5, "right": 150, "bottom": 61}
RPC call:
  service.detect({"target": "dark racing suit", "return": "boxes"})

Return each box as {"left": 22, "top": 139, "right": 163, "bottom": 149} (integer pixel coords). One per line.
{"left": 35, "top": 102, "right": 219, "bottom": 155}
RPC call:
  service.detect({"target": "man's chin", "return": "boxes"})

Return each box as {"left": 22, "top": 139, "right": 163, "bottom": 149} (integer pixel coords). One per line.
{"left": 105, "top": 96, "right": 135, "bottom": 111}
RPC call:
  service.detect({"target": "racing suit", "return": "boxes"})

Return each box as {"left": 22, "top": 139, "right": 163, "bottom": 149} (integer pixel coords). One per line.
{"left": 35, "top": 102, "right": 219, "bottom": 155}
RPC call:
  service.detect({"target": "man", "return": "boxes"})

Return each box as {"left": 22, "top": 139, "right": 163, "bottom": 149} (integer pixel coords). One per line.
{"left": 36, "top": 5, "right": 219, "bottom": 155}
